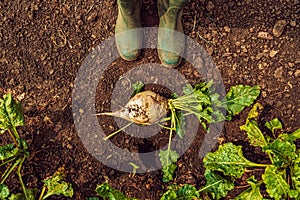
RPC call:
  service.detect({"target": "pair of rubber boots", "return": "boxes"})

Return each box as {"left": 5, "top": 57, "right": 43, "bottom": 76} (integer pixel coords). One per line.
{"left": 115, "top": 0, "right": 186, "bottom": 68}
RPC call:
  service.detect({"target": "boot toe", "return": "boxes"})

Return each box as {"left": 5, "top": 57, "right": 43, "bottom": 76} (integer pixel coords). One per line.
{"left": 115, "top": 29, "right": 142, "bottom": 61}
{"left": 157, "top": 4, "right": 185, "bottom": 68}
{"left": 119, "top": 48, "right": 141, "bottom": 61}
{"left": 158, "top": 50, "right": 182, "bottom": 67}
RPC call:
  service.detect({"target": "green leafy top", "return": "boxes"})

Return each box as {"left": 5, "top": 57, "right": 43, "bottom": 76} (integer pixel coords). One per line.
{"left": 174, "top": 83, "right": 260, "bottom": 130}
{"left": 96, "top": 182, "right": 137, "bottom": 200}
{"left": 265, "top": 118, "right": 282, "bottom": 135}
{"left": 174, "top": 110, "right": 185, "bottom": 139}
{"left": 131, "top": 81, "right": 144, "bottom": 98}
{"left": 0, "top": 94, "right": 24, "bottom": 134}
{"left": 240, "top": 103, "right": 268, "bottom": 148}
{"left": 203, "top": 143, "right": 267, "bottom": 178}
{"left": 262, "top": 166, "right": 290, "bottom": 200}
{"left": 234, "top": 176, "right": 263, "bottom": 200}
{"left": 278, "top": 128, "right": 300, "bottom": 144}
{"left": 160, "top": 184, "right": 199, "bottom": 200}
{"left": 291, "top": 156, "right": 300, "bottom": 198}
{"left": 0, "top": 184, "right": 10, "bottom": 199}
{"left": 7, "top": 189, "right": 36, "bottom": 200}
{"left": 203, "top": 170, "right": 234, "bottom": 200}
{"left": 225, "top": 85, "right": 261, "bottom": 119}
{"left": 0, "top": 143, "right": 19, "bottom": 161}
{"left": 263, "top": 139, "right": 297, "bottom": 167}
{"left": 174, "top": 82, "right": 215, "bottom": 125}
{"left": 42, "top": 168, "right": 73, "bottom": 199}
{"left": 202, "top": 102, "right": 300, "bottom": 200}
{"left": 159, "top": 150, "right": 179, "bottom": 182}
{"left": 171, "top": 81, "right": 227, "bottom": 131}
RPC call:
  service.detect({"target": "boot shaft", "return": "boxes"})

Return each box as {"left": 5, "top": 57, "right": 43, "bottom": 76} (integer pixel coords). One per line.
{"left": 158, "top": 0, "right": 186, "bottom": 17}
{"left": 117, "top": 0, "right": 142, "bottom": 16}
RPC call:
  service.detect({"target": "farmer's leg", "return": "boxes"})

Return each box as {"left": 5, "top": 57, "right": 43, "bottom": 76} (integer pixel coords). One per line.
{"left": 115, "top": 0, "right": 142, "bottom": 61}
{"left": 158, "top": 0, "right": 186, "bottom": 67}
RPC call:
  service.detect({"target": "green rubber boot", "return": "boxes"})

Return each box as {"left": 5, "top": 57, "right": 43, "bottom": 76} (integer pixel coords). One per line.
{"left": 158, "top": 0, "right": 186, "bottom": 67}
{"left": 115, "top": 0, "right": 142, "bottom": 61}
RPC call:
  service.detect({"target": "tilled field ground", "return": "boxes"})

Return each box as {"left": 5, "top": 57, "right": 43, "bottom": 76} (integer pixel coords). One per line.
{"left": 0, "top": 0, "right": 299, "bottom": 199}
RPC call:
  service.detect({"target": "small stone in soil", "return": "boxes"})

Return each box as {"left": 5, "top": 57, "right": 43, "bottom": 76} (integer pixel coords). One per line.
{"left": 273, "top": 19, "right": 287, "bottom": 37}
{"left": 276, "top": 101, "right": 283, "bottom": 107}
{"left": 206, "top": 1, "right": 214, "bottom": 11}
{"left": 290, "top": 21, "right": 296, "bottom": 27}
{"left": 207, "top": 47, "right": 214, "bottom": 55}
{"left": 288, "top": 62, "right": 294, "bottom": 68}
{"left": 256, "top": 52, "right": 266, "bottom": 60}
{"left": 224, "top": 26, "right": 230, "bottom": 33}
{"left": 269, "top": 50, "right": 279, "bottom": 58}
{"left": 257, "top": 31, "right": 273, "bottom": 40}
{"left": 274, "top": 66, "right": 283, "bottom": 79}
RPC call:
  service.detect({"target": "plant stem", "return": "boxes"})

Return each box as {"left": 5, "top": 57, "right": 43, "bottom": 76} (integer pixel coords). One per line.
{"left": 171, "top": 94, "right": 195, "bottom": 101}
{"left": 1, "top": 158, "right": 21, "bottom": 184}
{"left": 167, "top": 102, "right": 176, "bottom": 153}
{"left": 175, "top": 195, "right": 200, "bottom": 200}
{"left": 205, "top": 161, "right": 271, "bottom": 168}
{"left": 8, "top": 129, "right": 18, "bottom": 146}
{"left": 198, "top": 180, "right": 222, "bottom": 193}
{"left": 17, "top": 155, "right": 27, "bottom": 197}
{"left": 38, "top": 186, "right": 46, "bottom": 200}
{"left": 167, "top": 128, "right": 173, "bottom": 153}
{"left": 172, "top": 105, "right": 197, "bottom": 114}
{"left": 160, "top": 113, "right": 193, "bottom": 123}
{"left": 0, "top": 157, "right": 16, "bottom": 167}
{"left": 41, "top": 190, "right": 55, "bottom": 199}
{"left": 173, "top": 100, "right": 206, "bottom": 105}
{"left": 102, "top": 122, "right": 133, "bottom": 140}
{"left": 246, "top": 162, "right": 271, "bottom": 168}
{"left": 267, "top": 152, "right": 275, "bottom": 165}
{"left": 129, "top": 162, "right": 139, "bottom": 176}
{"left": 157, "top": 123, "right": 174, "bottom": 130}
{"left": 12, "top": 126, "right": 20, "bottom": 139}
{"left": 290, "top": 165, "right": 295, "bottom": 190}
{"left": 1, "top": 163, "right": 12, "bottom": 180}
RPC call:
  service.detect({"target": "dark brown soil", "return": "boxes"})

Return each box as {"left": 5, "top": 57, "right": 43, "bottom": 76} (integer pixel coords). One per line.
{"left": 0, "top": 0, "right": 299, "bottom": 199}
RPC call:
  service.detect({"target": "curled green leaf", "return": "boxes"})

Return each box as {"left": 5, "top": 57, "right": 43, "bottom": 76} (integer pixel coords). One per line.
{"left": 129, "top": 162, "right": 139, "bottom": 176}
{"left": 17, "top": 139, "right": 30, "bottom": 157}
{"left": 262, "top": 166, "right": 290, "bottom": 200}
{"left": 160, "top": 185, "right": 199, "bottom": 200}
{"left": 241, "top": 120, "right": 267, "bottom": 148}
{"left": 234, "top": 176, "right": 263, "bottom": 200}
{"left": 240, "top": 103, "right": 267, "bottom": 148}
{"left": 0, "top": 143, "right": 19, "bottom": 161}
{"left": 203, "top": 170, "right": 234, "bottom": 200}
{"left": 0, "top": 184, "right": 10, "bottom": 199}
{"left": 225, "top": 85, "right": 261, "bottom": 119}
{"left": 174, "top": 110, "right": 186, "bottom": 139}
{"left": 278, "top": 128, "right": 300, "bottom": 144}
{"left": 0, "top": 94, "right": 24, "bottom": 134}
{"left": 263, "top": 139, "right": 297, "bottom": 167}
{"left": 265, "top": 118, "right": 282, "bottom": 134}
{"left": 96, "top": 182, "right": 136, "bottom": 200}
{"left": 131, "top": 81, "right": 144, "bottom": 98}
{"left": 8, "top": 189, "right": 36, "bottom": 200}
{"left": 203, "top": 143, "right": 265, "bottom": 178}
{"left": 291, "top": 156, "right": 300, "bottom": 198}
{"left": 159, "top": 150, "right": 179, "bottom": 182}
{"left": 42, "top": 168, "right": 73, "bottom": 199}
